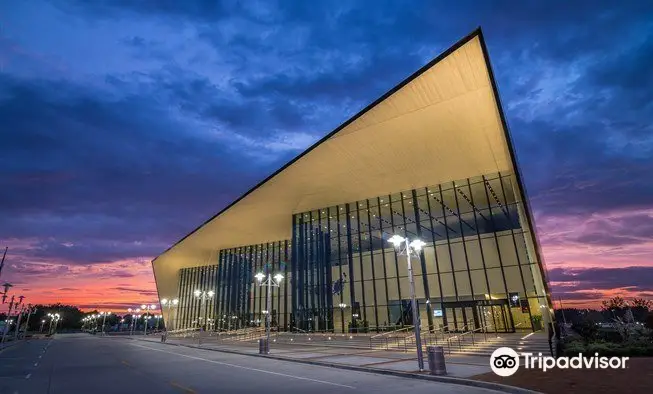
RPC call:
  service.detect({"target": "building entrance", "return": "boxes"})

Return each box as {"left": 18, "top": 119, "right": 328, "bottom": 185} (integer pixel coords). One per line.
{"left": 441, "top": 300, "right": 514, "bottom": 333}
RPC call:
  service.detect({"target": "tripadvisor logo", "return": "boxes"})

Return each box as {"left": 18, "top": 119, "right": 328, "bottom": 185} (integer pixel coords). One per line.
{"left": 490, "top": 347, "right": 629, "bottom": 377}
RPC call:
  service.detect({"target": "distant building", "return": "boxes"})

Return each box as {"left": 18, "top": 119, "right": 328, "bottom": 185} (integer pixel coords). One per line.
{"left": 152, "top": 28, "right": 554, "bottom": 335}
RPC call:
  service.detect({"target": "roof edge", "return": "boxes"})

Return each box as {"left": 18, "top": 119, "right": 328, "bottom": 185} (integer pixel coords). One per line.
{"left": 153, "top": 26, "right": 484, "bottom": 263}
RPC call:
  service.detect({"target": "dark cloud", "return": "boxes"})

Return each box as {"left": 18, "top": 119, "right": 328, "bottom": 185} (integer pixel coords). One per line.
{"left": 113, "top": 287, "right": 157, "bottom": 296}
{"left": 550, "top": 266, "right": 653, "bottom": 293}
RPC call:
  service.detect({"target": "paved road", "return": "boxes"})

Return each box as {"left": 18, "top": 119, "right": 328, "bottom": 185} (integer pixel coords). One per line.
{"left": 0, "top": 333, "right": 503, "bottom": 394}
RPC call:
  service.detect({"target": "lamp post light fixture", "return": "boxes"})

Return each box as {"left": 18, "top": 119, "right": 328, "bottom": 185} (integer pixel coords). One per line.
{"left": 140, "top": 304, "right": 157, "bottom": 336}
{"left": 160, "top": 298, "right": 179, "bottom": 332}
{"left": 338, "top": 303, "right": 347, "bottom": 333}
{"left": 193, "top": 291, "right": 214, "bottom": 331}
{"left": 388, "top": 234, "right": 426, "bottom": 372}
{"left": 47, "top": 313, "right": 61, "bottom": 335}
{"left": 255, "top": 272, "right": 283, "bottom": 354}
{"left": 143, "top": 315, "right": 152, "bottom": 334}
{"left": 99, "top": 311, "right": 111, "bottom": 335}
{"left": 129, "top": 308, "right": 141, "bottom": 335}
{"left": 193, "top": 291, "right": 214, "bottom": 346}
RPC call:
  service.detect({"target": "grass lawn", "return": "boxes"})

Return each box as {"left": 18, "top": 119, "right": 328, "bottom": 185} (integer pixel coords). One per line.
{"left": 474, "top": 357, "right": 653, "bottom": 393}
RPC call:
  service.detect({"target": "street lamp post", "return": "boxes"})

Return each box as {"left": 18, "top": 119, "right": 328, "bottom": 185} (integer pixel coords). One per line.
{"left": 193, "top": 291, "right": 214, "bottom": 346}
{"left": 98, "top": 311, "right": 111, "bottom": 335}
{"left": 388, "top": 234, "right": 426, "bottom": 371}
{"left": 47, "top": 313, "right": 61, "bottom": 335}
{"left": 255, "top": 272, "right": 283, "bottom": 354}
{"left": 141, "top": 304, "right": 157, "bottom": 336}
{"left": 160, "top": 298, "right": 179, "bottom": 332}
{"left": 40, "top": 319, "right": 46, "bottom": 333}
{"left": 338, "top": 303, "right": 347, "bottom": 333}
{"left": 128, "top": 308, "right": 140, "bottom": 335}
{"left": 193, "top": 291, "right": 214, "bottom": 331}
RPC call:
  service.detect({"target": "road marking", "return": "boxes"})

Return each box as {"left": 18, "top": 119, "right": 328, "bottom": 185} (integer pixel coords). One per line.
{"left": 25, "top": 374, "right": 31, "bottom": 379}
{"left": 170, "top": 381, "right": 196, "bottom": 394}
{"left": 33, "top": 363, "right": 38, "bottom": 367}
{"left": 121, "top": 360, "right": 131, "bottom": 366}
{"left": 132, "top": 343, "right": 356, "bottom": 389}
{"left": 38, "top": 355, "right": 42, "bottom": 359}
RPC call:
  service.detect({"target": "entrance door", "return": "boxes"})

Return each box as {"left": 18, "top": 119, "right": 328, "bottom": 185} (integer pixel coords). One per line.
{"left": 476, "top": 303, "right": 514, "bottom": 333}
{"left": 443, "top": 301, "right": 514, "bottom": 333}
{"left": 442, "top": 302, "right": 480, "bottom": 332}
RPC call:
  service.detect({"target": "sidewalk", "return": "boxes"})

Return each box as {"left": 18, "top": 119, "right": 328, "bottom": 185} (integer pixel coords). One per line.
{"left": 135, "top": 335, "right": 496, "bottom": 376}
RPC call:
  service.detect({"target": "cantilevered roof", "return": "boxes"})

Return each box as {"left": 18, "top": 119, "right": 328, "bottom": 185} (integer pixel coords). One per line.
{"left": 152, "top": 28, "right": 524, "bottom": 300}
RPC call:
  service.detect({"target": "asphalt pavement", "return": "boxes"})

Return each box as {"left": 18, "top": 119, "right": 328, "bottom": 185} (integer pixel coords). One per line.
{"left": 0, "top": 333, "right": 505, "bottom": 394}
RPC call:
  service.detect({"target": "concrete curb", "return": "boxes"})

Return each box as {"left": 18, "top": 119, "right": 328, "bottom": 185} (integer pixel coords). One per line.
{"left": 129, "top": 338, "right": 540, "bottom": 394}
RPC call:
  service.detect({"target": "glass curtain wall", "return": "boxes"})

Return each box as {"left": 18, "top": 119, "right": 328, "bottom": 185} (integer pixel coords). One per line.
{"left": 177, "top": 265, "right": 219, "bottom": 330}
{"left": 216, "top": 240, "right": 291, "bottom": 332}
{"left": 292, "top": 171, "right": 550, "bottom": 334}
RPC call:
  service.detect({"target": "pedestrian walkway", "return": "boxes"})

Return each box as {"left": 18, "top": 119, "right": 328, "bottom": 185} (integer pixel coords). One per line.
{"left": 136, "top": 335, "right": 493, "bottom": 378}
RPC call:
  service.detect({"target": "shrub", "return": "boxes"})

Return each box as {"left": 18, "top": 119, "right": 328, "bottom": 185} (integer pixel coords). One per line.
{"left": 572, "top": 321, "right": 598, "bottom": 342}
{"left": 562, "top": 339, "right": 653, "bottom": 357}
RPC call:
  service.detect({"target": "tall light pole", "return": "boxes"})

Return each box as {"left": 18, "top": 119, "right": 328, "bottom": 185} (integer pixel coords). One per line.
{"left": 193, "top": 290, "right": 214, "bottom": 346}
{"left": 141, "top": 304, "right": 157, "bottom": 336}
{"left": 160, "top": 298, "right": 179, "bottom": 332}
{"left": 128, "top": 308, "right": 141, "bottom": 335}
{"left": 338, "top": 303, "right": 347, "bottom": 333}
{"left": 98, "top": 311, "right": 111, "bottom": 335}
{"left": 193, "top": 290, "right": 214, "bottom": 331}
{"left": 255, "top": 271, "right": 283, "bottom": 354}
{"left": 22, "top": 305, "right": 35, "bottom": 339}
{"left": 388, "top": 234, "right": 426, "bottom": 372}
{"left": 40, "top": 319, "right": 46, "bottom": 333}
{"left": 47, "top": 313, "right": 61, "bottom": 335}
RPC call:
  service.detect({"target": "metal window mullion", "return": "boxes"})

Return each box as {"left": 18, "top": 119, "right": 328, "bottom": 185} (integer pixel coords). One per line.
{"left": 376, "top": 196, "right": 391, "bottom": 328}
{"left": 465, "top": 178, "right": 498, "bottom": 331}
{"left": 452, "top": 183, "right": 477, "bottom": 301}
{"left": 345, "top": 204, "right": 356, "bottom": 323}
{"left": 366, "top": 199, "right": 380, "bottom": 332}
{"left": 355, "top": 202, "right": 366, "bottom": 322}
{"left": 423, "top": 187, "right": 446, "bottom": 322}
{"left": 387, "top": 194, "right": 403, "bottom": 324}
{"left": 411, "top": 189, "right": 433, "bottom": 331}
{"left": 437, "top": 185, "right": 460, "bottom": 304}
{"left": 497, "top": 173, "right": 534, "bottom": 329}
{"left": 480, "top": 176, "right": 513, "bottom": 329}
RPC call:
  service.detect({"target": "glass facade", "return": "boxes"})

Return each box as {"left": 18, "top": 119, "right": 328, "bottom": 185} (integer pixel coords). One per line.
{"left": 174, "top": 171, "right": 551, "bottom": 333}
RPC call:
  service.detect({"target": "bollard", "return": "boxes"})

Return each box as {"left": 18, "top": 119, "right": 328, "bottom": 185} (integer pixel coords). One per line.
{"left": 427, "top": 346, "right": 447, "bottom": 375}
{"left": 259, "top": 338, "right": 269, "bottom": 354}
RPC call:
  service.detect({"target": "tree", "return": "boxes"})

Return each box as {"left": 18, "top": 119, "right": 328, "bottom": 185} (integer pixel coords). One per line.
{"left": 630, "top": 298, "right": 652, "bottom": 310}
{"left": 629, "top": 298, "right": 652, "bottom": 322}
{"left": 28, "top": 304, "right": 86, "bottom": 331}
{"left": 601, "top": 296, "right": 627, "bottom": 311}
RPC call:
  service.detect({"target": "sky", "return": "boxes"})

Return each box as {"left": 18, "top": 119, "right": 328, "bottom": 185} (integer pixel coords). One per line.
{"left": 1, "top": 1, "right": 652, "bottom": 313}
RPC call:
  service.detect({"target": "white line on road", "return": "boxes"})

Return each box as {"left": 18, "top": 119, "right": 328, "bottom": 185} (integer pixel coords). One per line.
{"left": 33, "top": 363, "right": 38, "bottom": 367}
{"left": 131, "top": 343, "right": 356, "bottom": 389}
{"left": 38, "top": 355, "right": 42, "bottom": 359}
{"left": 25, "top": 374, "right": 31, "bottom": 379}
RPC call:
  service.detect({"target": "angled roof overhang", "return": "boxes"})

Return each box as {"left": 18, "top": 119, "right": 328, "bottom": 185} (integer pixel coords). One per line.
{"left": 152, "top": 28, "right": 524, "bottom": 301}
